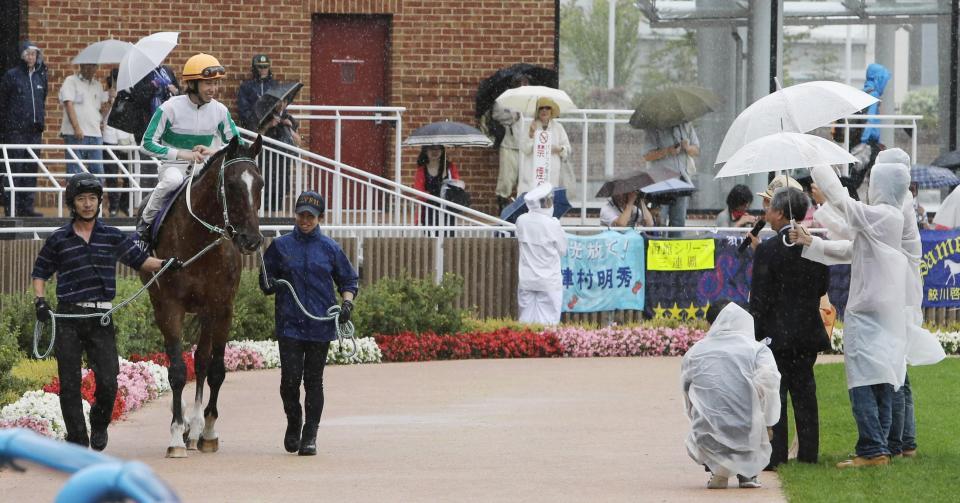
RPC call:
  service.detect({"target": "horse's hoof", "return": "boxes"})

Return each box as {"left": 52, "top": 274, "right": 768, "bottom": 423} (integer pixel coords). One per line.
{"left": 185, "top": 438, "right": 198, "bottom": 450}
{"left": 198, "top": 436, "right": 219, "bottom": 453}
{"left": 166, "top": 447, "right": 188, "bottom": 458}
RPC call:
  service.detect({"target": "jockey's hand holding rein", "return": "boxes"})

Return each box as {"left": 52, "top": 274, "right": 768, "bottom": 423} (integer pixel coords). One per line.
{"left": 177, "top": 149, "right": 205, "bottom": 163}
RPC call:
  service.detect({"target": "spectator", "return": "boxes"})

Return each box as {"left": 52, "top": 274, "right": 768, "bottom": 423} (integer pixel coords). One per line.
{"left": 746, "top": 176, "right": 803, "bottom": 252}
{"left": 237, "top": 54, "right": 277, "bottom": 130}
{"left": 749, "top": 187, "right": 830, "bottom": 470}
{"left": 516, "top": 183, "right": 567, "bottom": 325}
{"left": 0, "top": 41, "right": 48, "bottom": 217}
{"left": 682, "top": 300, "right": 781, "bottom": 489}
{"left": 413, "top": 145, "right": 461, "bottom": 227}
{"left": 491, "top": 74, "right": 529, "bottom": 212}
{"left": 59, "top": 63, "right": 108, "bottom": 175}
{"left": 715, "top": 184, "right": 756, "bottom": 228}
{"left": 520, "top": 98, "right": 572, "bottom": 195}
{"left": 599, "top": 191, "right": 653, "bottom": 228}
{"left": 258, "top": 95, "right": 301, "bottom": 213}
{"left": 642, "top": 121, "right": 699, "bottom": 227}
{"left": 102, "top": 68, "right": 136, "bottom": 217}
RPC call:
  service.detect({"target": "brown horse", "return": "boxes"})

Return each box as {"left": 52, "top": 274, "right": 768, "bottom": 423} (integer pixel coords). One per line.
{"left": 140, "top": 135, "right": 264, "bottom": 458}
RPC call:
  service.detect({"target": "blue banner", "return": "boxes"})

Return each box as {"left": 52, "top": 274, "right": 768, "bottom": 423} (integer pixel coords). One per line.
{"left": 920, "top": 229, "right": 960, "bottom": 307}
{"left": 561, "top": 231, "right": 645, "bottom": 312}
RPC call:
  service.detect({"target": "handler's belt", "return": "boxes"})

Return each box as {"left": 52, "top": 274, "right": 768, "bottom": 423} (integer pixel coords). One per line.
{"left": 72, "top": 301, "right": 113, "bottom": 310}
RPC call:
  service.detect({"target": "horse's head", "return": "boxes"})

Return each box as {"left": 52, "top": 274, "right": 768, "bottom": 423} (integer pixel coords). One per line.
{"left": 221, "top": 135, "right": 265, "bottom": 254}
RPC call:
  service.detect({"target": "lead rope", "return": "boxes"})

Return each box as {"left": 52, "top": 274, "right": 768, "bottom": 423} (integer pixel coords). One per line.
{"left": 256, "top": 249, "right": 358, "bottom": 359}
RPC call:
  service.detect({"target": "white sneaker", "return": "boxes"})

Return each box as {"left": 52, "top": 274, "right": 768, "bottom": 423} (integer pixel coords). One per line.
{"left": 707, "top": 474, "right": 728, "bottom": 489}
{"left": 737, "top": 475, "right": 762, "bottom": 488}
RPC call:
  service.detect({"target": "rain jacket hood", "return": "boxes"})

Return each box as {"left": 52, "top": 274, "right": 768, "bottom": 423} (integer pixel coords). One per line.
{"left": 18, "top": 40, "right": 45, "bottom": 71}
{"left": 868, "top": 162, "right": 909, "bottom": 208}
{"left": 681, "top": 302, "right": 781, "bottom": 478}
{"left": 516, "top": 186, "right": 567, "bottom": 292}
{"left": 864, "top": 63, "right": 890, "bottom": 98}
{"left": 524, "top": 183, "right": 554, "bottom": 216}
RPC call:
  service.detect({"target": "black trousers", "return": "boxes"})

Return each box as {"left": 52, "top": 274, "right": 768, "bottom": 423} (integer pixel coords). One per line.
{"left": 278, "top": 337, "right": 330, "bottom": 427}
{"left": 102, "top": 144, "right": 130, "bottom": 213}
{"left": 770, "top": 350, "right": 820, "bottom": 467}
{"left": 54, "top": 304, "right": 119, "bottom": 447}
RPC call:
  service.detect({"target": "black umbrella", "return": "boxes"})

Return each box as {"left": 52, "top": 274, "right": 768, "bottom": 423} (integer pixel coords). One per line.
{"left": 932, "top": 149, "right": 960, "bottom": 170}
{"left": 403, "top": 121, "right": 492, "bottom": 147}
{"left": 499, "top": 187, "right": 571, "bottom": 223}
{"left": 595, "top": 171, "right": 656, "bottom": 198}
{"left": 475, "top": 64, "right": 557, "bottom": 147}
{"left": 254, "top": 82, "right": 303, "bottom": 131}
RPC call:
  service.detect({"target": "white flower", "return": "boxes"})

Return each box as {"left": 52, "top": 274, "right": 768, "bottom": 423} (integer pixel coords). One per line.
{"left": 0, "top": 390, "right": 90, "bottom": 440}
{"left": 328, "top": 337, "right": 382, "bottom": 365}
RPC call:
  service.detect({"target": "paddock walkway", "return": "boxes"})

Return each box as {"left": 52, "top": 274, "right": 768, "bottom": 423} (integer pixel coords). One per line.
{"left": 0, "top": 358, "right": 784, "bottom": 502}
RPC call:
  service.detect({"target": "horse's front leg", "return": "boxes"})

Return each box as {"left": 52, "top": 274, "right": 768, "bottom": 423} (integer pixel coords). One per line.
{"left": 198, "top": 312, "right": 232, "bottom": 453}
{"left": 165, "top": 339, "right": 189, "bottom": 458}
{"left": 186, "top": 334, "right": 211, "bottom": 451}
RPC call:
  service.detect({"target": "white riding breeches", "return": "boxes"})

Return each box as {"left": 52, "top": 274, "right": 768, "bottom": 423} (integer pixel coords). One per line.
{"left": 142, "top": 162, "right": 190, "bottom": 224}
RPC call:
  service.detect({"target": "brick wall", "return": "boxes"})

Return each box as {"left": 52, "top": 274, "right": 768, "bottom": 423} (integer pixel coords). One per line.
{"left": 24, "top": 0, "right": 557, "bottom": 215}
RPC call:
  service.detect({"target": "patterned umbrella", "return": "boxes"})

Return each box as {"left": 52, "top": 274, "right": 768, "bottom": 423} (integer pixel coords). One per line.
{"left": 911, "top": 164, "right": 960, "bottom": 189}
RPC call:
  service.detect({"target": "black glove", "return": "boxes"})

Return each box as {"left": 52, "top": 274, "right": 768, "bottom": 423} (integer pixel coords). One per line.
{"left": 35, "top": 297, "right": 52, "bottom": 323}
{"left": 338, "top": 299, "right": 354, "bottom": 324}
{"left": 163, "top": 257, "right": 184, "bottom": 271}
{"left": 258, "top": 272, "right": 279, "bottom": 294}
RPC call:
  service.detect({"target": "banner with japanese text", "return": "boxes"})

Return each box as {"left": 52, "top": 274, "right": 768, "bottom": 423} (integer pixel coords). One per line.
{"left": 561, "top": 231, "right": 645, "bottom": 312}
{"left": 919, "top": 229, "right": 960, "bottom": 307}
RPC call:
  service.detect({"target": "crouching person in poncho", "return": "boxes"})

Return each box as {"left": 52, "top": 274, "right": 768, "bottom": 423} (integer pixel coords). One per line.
{"left": 681, "top": 300, "right": 781, "bottom": 489}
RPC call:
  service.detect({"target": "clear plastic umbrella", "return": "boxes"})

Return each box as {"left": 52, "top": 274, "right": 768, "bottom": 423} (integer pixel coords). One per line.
{"left": 117, "top": 32, "right": 179, "bottom": 91}
{"left": 72, "top": 39, "right": 133, "bottom": 65}
{"left": 715, "top": 80, "right": 878, "bottom": 165}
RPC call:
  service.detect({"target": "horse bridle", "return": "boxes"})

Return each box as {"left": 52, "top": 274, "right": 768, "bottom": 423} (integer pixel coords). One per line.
{"left": 185, "top": 156, "right": 257, "bottom": 240}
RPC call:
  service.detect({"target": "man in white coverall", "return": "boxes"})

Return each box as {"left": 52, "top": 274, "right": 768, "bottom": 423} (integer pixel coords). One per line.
{"left": 804, "top": 162, "right": 910, "bottom": 468}
{"left": 681, "top": 300, "right": 781, "bottom": 490}
{"left": 516, "top": 182, "right": 567, "bottom": 324}
{"left": 794, "top": 150, "right": 944, "bottom": 461}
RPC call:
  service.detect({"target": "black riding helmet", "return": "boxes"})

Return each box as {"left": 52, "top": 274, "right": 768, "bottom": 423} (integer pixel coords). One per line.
{"left": 65, "top": 172, "right": 103, "bottom": 217}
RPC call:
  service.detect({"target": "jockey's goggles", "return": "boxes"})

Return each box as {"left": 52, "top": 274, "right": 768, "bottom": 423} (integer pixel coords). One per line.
{"left": 185, "top": 66, "right": 226, "bottom": 80}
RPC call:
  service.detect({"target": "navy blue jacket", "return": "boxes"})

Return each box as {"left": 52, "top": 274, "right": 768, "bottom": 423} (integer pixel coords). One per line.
{"left": 261, "top": 227, "right": 359, "bottom": 342}
{"left": 32, "top": 220, "right": 149, "bottom": 303}
{"left": 0, "top": 41, "right": 48, "bottom": 136}
{"left": 236, "top": 76, "right": 276, "bottom": 130}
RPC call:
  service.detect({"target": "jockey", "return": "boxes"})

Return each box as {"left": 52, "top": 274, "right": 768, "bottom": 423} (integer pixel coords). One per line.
{"left": 137, "top": 53, "right": 240, "bottom": 242}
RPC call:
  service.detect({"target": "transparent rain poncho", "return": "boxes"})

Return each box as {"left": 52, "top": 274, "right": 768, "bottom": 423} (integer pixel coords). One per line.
{"left": 809, "top": 163, "right": 909, "bottom": 389}
{"left": 681, "top": 303, "right": 781, "bottom": 478}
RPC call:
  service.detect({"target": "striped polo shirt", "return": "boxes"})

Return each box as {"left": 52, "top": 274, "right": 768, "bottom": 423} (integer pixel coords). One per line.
{"left": 32, "top": 220, "right": 149, "bottom": 303}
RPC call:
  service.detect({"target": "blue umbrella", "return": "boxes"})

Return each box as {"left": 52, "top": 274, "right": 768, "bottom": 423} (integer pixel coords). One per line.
{"left": 911, "top": 164, "right": 960, "bottom": 189}
{"left": 499, "top": 187, "right": 571, "bottom": 223}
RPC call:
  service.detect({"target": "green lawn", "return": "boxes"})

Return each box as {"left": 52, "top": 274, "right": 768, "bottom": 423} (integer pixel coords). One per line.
{"left": 778, "top": 359, "right": 960, "bottom": 502}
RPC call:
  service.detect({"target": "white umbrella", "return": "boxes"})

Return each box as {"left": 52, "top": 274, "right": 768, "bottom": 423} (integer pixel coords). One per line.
{"left": 117, "top": 32, "right": 179, "bottom": 90}
{"left": 716, "top": 132, "right": 858, "bottom": 179}
{"left": 495, "top": 85, "right": 577, "bottom": 117}
{"left": 715, "top": 80, "right": 878, "bottom": 165}
{"left": 72, "top": 39, "right": 133, "bottom": 65}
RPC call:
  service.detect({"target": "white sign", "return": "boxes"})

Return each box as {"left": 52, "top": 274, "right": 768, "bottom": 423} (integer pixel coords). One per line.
{"left": 532, "top": 128, "right": 551, "bottom": 186}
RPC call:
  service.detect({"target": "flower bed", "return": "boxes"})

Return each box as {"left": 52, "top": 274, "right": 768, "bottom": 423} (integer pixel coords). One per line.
{"left": 551, "top": 325, "right": 706, "bottom": 358}
{"left": 375, "top": 328, "right": 564, "bottom": 362}
{"left": 831, "top": 328, "right": 960, "bottom": 355}
{"left": 0, "top": 338, "right": 381, "bottom": 439}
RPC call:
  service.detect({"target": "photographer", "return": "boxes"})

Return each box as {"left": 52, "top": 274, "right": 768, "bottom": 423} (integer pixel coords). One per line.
{"left": 716, "top": 184, "right": 756, "bottom": 228}
{"left": 600, "top": 190, "right": 654, "bottom": 228}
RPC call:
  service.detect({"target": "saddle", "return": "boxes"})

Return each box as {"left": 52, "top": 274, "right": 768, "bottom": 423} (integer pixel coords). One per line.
{"left": 136, "top": 178, "right": 192, "bottom": 251}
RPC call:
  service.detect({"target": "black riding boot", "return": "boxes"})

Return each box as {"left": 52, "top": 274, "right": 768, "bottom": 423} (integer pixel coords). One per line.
{"left": 298, "top": 423, "right": 318, "bottom": 456}
{"left": 284, "top": 413, "right": 302, "bottom": 453}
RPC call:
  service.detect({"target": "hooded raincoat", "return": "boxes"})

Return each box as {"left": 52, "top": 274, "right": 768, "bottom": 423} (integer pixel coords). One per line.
{"left": 0, "top": 41, "right": 48, "bottom": 136}
{"left": 681, "top": 303, "right": 781, "bottom": 478}
{"left": 516, "top": 184, "right": 567, "bottom": 324}
{"left": 932, "top": 184, "right": 960, "bottom": 229}
{"left": 860, "top": 64, "right": 890, "bottom": 144}
{"left": 810, "top": 163, "right": 909, "bottom": 389}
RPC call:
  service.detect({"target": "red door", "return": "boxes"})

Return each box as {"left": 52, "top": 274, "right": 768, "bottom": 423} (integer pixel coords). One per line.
{"left": 311, "top": 15, "right": 390, "bottom": 210}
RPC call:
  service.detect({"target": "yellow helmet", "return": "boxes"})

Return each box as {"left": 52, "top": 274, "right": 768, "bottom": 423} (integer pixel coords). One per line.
{"left": 182, "top": 53, "right": 225, "bottom": 82}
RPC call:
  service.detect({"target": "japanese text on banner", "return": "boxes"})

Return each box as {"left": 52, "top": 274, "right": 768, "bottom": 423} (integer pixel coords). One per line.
{"left": 561, "top": 231, "right": 645, "bottom": 313}
{"left": 532, "top": 129, "right": 551, "bottom": 185}
{"left": 646, "top": 239, "right": 715, "bottom": 271}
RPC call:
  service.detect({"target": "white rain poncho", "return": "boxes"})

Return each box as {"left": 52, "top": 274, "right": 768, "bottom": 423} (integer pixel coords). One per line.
{"left": 804, "top": 154, "right": 945, "bottom": 367}
{"left": 681, "top": 303, "right": 781, "bottom": 478}
{"left": 810, "top": 163, "right": 909, "bottom": 389}
{"left": 933, "top": 184, "right": 960, "bottom": 229}
{"left": 516, "top": 183, "right": 567, "bottom": 324}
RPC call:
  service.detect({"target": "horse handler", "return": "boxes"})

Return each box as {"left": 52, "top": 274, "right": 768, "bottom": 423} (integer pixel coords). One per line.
{"left": 32, "top": 173, "right": 181, "bottom": 450}
{"left": 259, "top": 191, "right": 359, "bottom": 456}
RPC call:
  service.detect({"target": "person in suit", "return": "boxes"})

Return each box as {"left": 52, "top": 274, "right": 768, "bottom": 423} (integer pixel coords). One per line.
{"left": 749, "top": 187, "right": 830, "bottom": 469}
